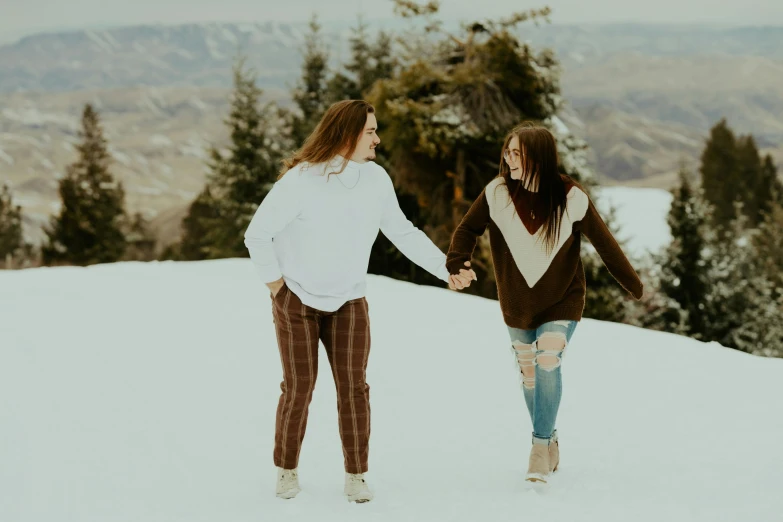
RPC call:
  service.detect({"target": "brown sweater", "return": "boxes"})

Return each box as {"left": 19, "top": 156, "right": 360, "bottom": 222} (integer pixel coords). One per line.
{"left": 447, "top": 176, "right": 643, "bottom": 330}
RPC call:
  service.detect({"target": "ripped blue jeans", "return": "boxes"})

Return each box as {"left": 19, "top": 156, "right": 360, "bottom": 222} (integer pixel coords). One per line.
{"left": 507, "top": 320, "right": 578, "bottom": 445}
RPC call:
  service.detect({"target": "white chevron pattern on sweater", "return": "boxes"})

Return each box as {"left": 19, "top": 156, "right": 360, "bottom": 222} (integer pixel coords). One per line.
{"left": 486, "top": 177, "right": 590, "bottom": 287}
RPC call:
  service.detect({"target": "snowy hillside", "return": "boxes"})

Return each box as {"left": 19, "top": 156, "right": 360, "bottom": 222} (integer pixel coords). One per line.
{"left": 2, "top": 260, "right": 782, "bottom": 522}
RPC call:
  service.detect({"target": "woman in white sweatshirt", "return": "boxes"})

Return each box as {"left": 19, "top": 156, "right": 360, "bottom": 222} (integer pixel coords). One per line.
{"left": 244, "top": 99, "right": 475, "bottom": 502}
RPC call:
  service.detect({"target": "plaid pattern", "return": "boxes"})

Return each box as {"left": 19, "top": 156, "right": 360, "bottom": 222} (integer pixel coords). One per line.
{"left": 271, "top": 285, "right": 371, "bottom": 474}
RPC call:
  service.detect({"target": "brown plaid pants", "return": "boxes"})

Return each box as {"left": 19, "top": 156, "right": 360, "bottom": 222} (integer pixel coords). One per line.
{"left": 271, "top": 284, "right": 371, "bottom": 474}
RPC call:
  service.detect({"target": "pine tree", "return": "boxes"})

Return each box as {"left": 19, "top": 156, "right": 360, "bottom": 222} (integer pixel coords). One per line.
{"left": 753, "top": 201, "right": 783, "bottom": 288}
{"left": 327, "top": 18, "right": 398, "bottom": 102}
{"left": 652, "top": 167, "right": 710, "bottom": 336}
{"left": 721, "top": 201, "right": 783, "bottom": 356}
{"left": 290, "top": 15, "right": 330, "bottom": 145}
{"left": 177, "top": 58, "right": 285, "bottom": 260}
{"left": 42, "top": 104, "right": 127, "bottom": 266}
{"left": 123, "top": 212, "right": 157, "bottom": 261}
{"left": 728, "top": 194, "right": 783, "bottom": 357}
{"left": 171, "top": 187, "right": 219, "bottom": 261}
{"left": 735, "top": 135, "right": 764, "bottom": 225}
{"left": 758, "top": 154, "right": 782, "bottom": 214}
{"left": 731, "top": 277, "right": 783, "bottom": 357}
{"left": 701, "top": 203, "right": 762, "bottom": 349}
{"left": 700, "top": 119, "right": 738, "bottom": 228}
{"left": 369, "top": 3, "right": 558, "bottom": 250}
{"left": 0, "top": 184, "right": 24, "bottom": 266}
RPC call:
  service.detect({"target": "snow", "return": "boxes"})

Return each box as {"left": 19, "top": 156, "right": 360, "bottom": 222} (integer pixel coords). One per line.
{"left": 595, "top": 186, "right": 672, "bottom": 257}
{"left": 188, "top": 96, "right": 208, "bottom": 111}
{"left": 110, "top": 149, "right": 132, "bottom": 167}
{"left": 149, "top": 134, "right": 173, "bottom": 147}
{"left": 84, "top": 30, "right": 119, "bottom": 54}
{"left": 205, "top": 35, "right": 225, "bottom": 60}
{"left": 136, "top": 97, "right": 163, "bottom": 116}
{"left": 173, "top": 49, "right": 195, "bottom": 60}
{"left": 549, "top": 115, "right": 570, "bottom": 135}
{"left": 632, "top": 130, "right": 656, "bottom": 146}
{"left": 1, "top": 260, "right": 781, "bottom": 522}
{"left": 38, "top": 156, "right": 54, "bottom": 170}
{"left": 220, "top": 27, "right": 238, "bottom": 45}
{"left": 0, "top": 148, "right": 13, "bottom": 165}
{"left": 2, "top": 108, "right": 76, "bottom": 130}
{"left": 180, "top": 141, "right": 208, "bottom": 159}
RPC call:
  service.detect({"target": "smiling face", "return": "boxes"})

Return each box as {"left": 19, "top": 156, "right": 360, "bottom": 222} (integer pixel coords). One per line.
{"left": 504, "top": 135, "right": 523, "bottom": 180}
{"left": 348, "top": 113, "right": 381, "bottom": 163}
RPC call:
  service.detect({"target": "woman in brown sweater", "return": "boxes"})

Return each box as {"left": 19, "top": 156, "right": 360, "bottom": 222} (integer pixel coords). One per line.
{"left": 447, "top": 123, "right": 644, "bottom": 484}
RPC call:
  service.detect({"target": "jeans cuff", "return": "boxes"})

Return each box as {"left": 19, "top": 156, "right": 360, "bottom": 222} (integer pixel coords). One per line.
{"left": 532, "top": 434, "right": 551, "bottom": 446}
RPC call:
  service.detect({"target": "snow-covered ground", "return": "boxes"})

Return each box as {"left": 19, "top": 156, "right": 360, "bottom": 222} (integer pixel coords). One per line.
{"left": 595, "top": 187, "right": 673, "bottom": 258}
{"left": 2, "top": 260, "right": 782, "bottom": 522}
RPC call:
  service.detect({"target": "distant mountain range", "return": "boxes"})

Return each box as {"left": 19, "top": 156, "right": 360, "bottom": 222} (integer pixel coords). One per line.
{"left": 1, "top": 22, "right": 781, "bottom": 245}
{"left": 2, "top": 22, "right": 782, "bottom": 92}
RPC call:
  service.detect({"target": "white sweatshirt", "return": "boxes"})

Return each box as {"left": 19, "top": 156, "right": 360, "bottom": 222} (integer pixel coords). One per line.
{"left": 244, "top": 156, "right": 450, "bottom": 312}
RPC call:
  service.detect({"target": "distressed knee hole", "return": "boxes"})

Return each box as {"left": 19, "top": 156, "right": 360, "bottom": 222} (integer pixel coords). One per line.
{"left": 536, "top": 334, "right": 566, "bottom": 371}
{"left": 512, "top": 341, "right": 536, "bottom": 389}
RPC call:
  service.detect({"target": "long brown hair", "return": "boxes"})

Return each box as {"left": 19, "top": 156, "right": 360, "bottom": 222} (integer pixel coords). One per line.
{"left": 497, "top": 122, "right": 568, "bottom": 254}
{"left": 279, "top": 100, "right": 375, "bottom": 179}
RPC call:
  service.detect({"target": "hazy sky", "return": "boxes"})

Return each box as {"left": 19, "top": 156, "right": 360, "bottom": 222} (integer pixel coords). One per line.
{"left": 2, "top": 0, "right": 782, "bottom": 42}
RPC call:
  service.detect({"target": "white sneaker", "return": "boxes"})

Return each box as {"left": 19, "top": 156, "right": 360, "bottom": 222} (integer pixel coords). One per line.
{"left": 276, "top": 468, "right": 301, "bottom": 499}
{"left": 344, "top": 473, "right": 373, "bottom": 503}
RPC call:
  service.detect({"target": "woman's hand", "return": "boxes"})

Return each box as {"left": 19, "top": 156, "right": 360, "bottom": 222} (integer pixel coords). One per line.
{"left": 448, "top": 261, "right": 477, "bottom": 291}
{"left": 266, "top": 277, "right": 285, "bottom": 297}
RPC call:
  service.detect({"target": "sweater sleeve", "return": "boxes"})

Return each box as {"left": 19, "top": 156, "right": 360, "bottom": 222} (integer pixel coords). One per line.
{"left": 243, "top": 170, "right": 303, "bottom": 283}
{"left": 446, "top": 190, "right": 490, "bottom": 275}
{"left": 579, "top": 198, "right": 644, "bottom": 300}
{"left": 379, "top": 173, "right": 450, "bottom": 283}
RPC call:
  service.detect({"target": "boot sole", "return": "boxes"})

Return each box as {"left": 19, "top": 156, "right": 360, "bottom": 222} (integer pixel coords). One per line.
{"left": 276, "top": 488, "right": 301, "bottom": 499}
{"left": 346, "top": 494, "right": 373, "bottom": 503}
{"left": 525, "top": 473, "right": 548, "bottom": 483}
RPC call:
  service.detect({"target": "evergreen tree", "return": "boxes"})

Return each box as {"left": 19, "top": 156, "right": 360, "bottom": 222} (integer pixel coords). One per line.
{"left": 735, "top": 135, "right": 764, "bottom": 225}
{"left": 654, "top": 167, "right": 710, "bottom": 336}
{"left": 758, "top": 154, "right": 782, "bottom": 214}
{"left": 700, "top": 119, "right": 738, "bottom": 228}
{"left": 290, "top": 15, "right": 330, "bottom": 145}
{"left": 736, "top": 200, "right": 783, "bottom": 357}
{"left": 701, "top": 203, "right": 762, "bottom": 349}
{"left": 328, "top": 18, "right": 398, "bottom": 102}
{"left": 173, "top": 187, "right": 219, "bottom": 261}
{"left": 731, "top": 276, "right": 783, "bottom": 357}
{"left": 754, "top": 201, "right": 783, "bottom": 286}
{"left": 178, "top": 58, "right": 286, "bottom": 260}
{"left": 369, "top": 3, "right": 557, "bottom": 250}
{"left": 42, "top": 104, "right": 127, "bottom": 266}
{"left": 123, "top": 212, "right": 157, "bottom": 261}
{"left": 0, "top": 184, "right": 24, "bottom": 266}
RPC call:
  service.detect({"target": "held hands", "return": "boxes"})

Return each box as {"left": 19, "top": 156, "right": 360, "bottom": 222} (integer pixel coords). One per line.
{"left": 448, "top": 261, "right": 477, "bottom": 291}
{"left": 267, "top": 277, "right": 285, "bottom": 297}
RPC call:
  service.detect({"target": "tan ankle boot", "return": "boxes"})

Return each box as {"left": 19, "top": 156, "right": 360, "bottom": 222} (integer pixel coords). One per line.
{"left": 526, "top": 443, "right": 551, "bottom": 483}
{"left": 549, "top": 432, "right": 559, "bottom": 473}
